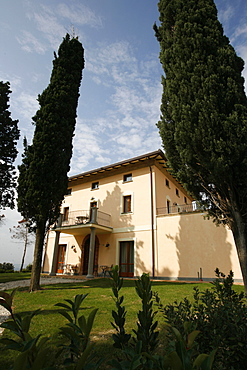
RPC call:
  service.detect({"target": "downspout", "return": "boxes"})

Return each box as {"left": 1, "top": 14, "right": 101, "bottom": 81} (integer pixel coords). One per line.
{"left": 150, "top": 166, "right": 155, "bottom": 278}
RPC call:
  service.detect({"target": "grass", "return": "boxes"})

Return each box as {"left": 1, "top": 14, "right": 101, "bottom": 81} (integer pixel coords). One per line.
{"left": 0, "top": 272, "right": 31, "bottom": 283}
{"left": 0, "top": 276, "right": 245, "bottom": 368}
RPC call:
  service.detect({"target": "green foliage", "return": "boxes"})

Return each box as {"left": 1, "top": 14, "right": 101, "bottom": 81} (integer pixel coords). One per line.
{"left": 0, "top": 81, "right": 20, "bottom": 210}
{"left": 155, "top": 0, "right": 247, "bottom": 289}
{"left": 55, "top": 294, "right": 100, "bottom": 368}
{"left": 147, "top": 322, "right": 216, "bottom": 370}
{"left": 18, "top": 34, "right": 84, "bottom": 227}
{"left": 0, "top": 290, "right": 99, "bottom": 369}
{"left": 154, "top": 0, "right": 247, "bottom": 214}
{"left": 133, "top": 273, "right": 159, "bottom": 353}
{"left": 109, "top": 265, "right": 131, "bottom": 349}
{"left": 0, "top": 262, "right": 14, "bottom": 273}
{"left": 23, "top": 263, "right": 33, "bottom": 272}
{"left": 109, "top": 269, "right": 215, "bottom": 370}
{"left": 17, "top": 33, "right": 84, "bottom": 290}
{"left": 155, "top": 269, "right": 247, "bottom": 369}
{"left": 0, "top": 289, "right": 52, "bottom": 369}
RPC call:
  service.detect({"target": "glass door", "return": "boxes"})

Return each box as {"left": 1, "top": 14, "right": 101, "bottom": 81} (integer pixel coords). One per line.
{"left": 56, "top": 244, "right": 66, "bottom": 273}
{"left": 119, "top": 241, "right": 134, "bottom": 277}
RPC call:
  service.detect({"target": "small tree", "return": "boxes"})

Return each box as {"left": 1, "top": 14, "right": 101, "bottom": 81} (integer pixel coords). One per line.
{"left": 9, "top": 220, "right": 34, "bottom": 272}
{"left": 0, "top": 81, "right": 20, "bottom": 210}
{"left": 18, "top": 34, "right": 84, "bottom": 291}
{"left": 154, "top": 0, "right": 247, "bottom": 290}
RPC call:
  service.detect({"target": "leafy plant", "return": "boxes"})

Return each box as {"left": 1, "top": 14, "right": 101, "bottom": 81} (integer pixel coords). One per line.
{"left": 0, "top": 290, "right": 100, "bottom": 369}
{"left": 109, "top": 265, "right": 131, "bottom": 349}
{"left": 155, "top": 269, "right": 247, "bottom": 370}
{"left": 109, "top": 269, "right": 215, "bottom": 370}
{"left": 0, "top": 289, "right": 52, "bottom": 369}
{"left": 55, "top": 293, "right": 100, "bottom": 368}
{"left": 133, "top": 273, "right": 159, "bottom": 353}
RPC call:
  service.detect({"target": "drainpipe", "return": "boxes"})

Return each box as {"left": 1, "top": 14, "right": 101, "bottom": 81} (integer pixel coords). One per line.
{"left": 150, "top": 166, "right": 155, "bottom": 278}
{"left": 50, "top": 214, "right": 62, "bottom": 276}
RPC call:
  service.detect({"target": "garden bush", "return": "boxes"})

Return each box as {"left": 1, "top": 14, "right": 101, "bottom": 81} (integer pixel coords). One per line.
{"left": 0, "top": 269, "right": 216, "bottom": 369}
{"left": 154, "top": 269, "right": 247, "bottom": 370}
{"left": 0, "top": 262, "right": 14, "bottom": 273}
{"left": 22, "top": 263, "right": 32, "bottom": 272}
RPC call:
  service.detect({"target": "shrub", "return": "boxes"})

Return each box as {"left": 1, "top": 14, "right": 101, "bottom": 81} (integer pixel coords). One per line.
{"left": 154, "top": 269, "right": 247, "bottom": 370}
{"left": 0, "top": 262, "right": 14, "bottom": 273}
{"left": 109, "top": 267, "right": 215, "bottom": 370}
{"left": 22, "top": 263, "right": 32, "bottom": 272}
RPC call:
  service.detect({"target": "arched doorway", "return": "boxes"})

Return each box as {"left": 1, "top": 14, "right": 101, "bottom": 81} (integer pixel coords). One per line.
{"left": 80, "top": 234, "right": 99, "bottom": 275}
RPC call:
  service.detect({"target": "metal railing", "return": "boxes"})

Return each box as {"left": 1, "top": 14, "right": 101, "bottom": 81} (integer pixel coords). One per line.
{"left": 61, "top": 209, "right": 111, "bottom": 228}
{"left": 156, "top": 203, "right": 198, "bottom": 216}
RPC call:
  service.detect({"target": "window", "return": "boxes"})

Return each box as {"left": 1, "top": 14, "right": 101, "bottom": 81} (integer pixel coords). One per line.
{"left": 63, "top": 207, "right": 69, "bottom": 221}
{"left": 165, "top": 179, "right": 170, "bottom": 188}
{"left": 184, "top": 196, "right": 187, "bottom": 204}
{"left": 66, "top": 188, "right": 72, "bottom": 196}
{"left": 176, "top": 188, "right": 180, "bottom": 197}
{"left": 123, "top": 195, "right": 132, "bottom": 213}
{"left": 91, "top": 181, "right": 99, "bottom": 190}
{"left": 119, "top": 241, "right": 134, "bottom": 277}
{"left": 123, "top": 173, "right": 132, "bottom": 182}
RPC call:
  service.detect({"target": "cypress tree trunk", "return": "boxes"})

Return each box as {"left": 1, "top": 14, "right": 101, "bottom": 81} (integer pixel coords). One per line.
{"left": 19, "top": 225, "right": 29, "bottom": 272}
{"left": 228, "top": 192, "right": 247, "bottom": 289}
{"left": 232, "top": 227, "right": 247, "bottom": 290}
{"left": 29, "top": 219, "right": 46, "bottom": 291}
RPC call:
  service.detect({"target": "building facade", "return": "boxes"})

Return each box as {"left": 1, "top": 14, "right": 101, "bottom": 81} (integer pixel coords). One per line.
{"left": 43, "top": 150, "right": 242, "bottom": 282}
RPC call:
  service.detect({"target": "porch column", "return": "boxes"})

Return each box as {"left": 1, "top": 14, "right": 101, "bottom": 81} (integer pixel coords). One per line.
{"left": 50, "top": 215, "right": 62, "bottom": 276}
{"left": 86, "top": 227, "right": 96, "bottom": 279}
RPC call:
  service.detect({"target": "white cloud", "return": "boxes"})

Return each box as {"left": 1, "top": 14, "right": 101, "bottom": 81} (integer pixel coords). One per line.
{"left": 217, "top": 5, "right": 235, "bottom": 26}
{"left": 70, "top": 120, "right": 110, "bottom": 173}
{"left": 16, "top": 31, "right": 47, "bottom": 54}
{"left": 57, "top": 3, "right": 103, "bottom": 28}
{"left": 12, "top": 92, "right": 39, "bottom": 122}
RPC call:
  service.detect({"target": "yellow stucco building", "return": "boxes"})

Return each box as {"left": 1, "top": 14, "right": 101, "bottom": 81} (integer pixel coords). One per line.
{"left": 43, "top": 150, "right": 242, "bottom": 282}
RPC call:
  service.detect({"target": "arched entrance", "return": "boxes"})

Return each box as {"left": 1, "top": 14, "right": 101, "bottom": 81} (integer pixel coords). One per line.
{"left": 80, "top": 234, "right": 99, "bottom": 275}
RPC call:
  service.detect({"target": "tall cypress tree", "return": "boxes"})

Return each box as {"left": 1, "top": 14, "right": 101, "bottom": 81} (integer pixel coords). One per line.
{"left": 18, "top": 34, "right": 84, "bottom": 291}
{"left": 154, "top": 0, "right": 247, "bottom": 289}
{"left": 0, "top": 81, "right": 20, "bottom": 210}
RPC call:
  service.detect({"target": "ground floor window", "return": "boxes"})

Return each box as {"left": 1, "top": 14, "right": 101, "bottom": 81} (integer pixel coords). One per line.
{"left": 119, "top": 240, "right": 134, "bottom": 277}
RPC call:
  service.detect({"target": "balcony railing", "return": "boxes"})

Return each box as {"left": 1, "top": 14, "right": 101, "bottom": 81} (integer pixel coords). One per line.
{"left": 156, "top": 203, "right": 198, "bottom": 216}
{"left": 61, "top": 209, "right": 111, "bottom": 228}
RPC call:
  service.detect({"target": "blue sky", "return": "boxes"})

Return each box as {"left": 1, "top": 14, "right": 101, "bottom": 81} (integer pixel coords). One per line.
{"left": 0, "top": 0, "right": 247, "bottom": 267}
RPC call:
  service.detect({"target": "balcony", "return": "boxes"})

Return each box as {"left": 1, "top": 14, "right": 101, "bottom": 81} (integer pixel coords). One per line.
{"left": 54, "top": 208, "right": 112, "bottom": 235}
{"left": 156, "top": 203, "right": 198, "bottom": 216}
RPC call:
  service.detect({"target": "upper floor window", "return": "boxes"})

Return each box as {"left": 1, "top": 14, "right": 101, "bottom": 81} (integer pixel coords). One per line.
{"left": 165, "top": 179, "right": 170, "bottom": 188}
{"left": 176, "top": 188, "right": 180, "bottom": 197}
{"left": 123, "top": 195, "right": 132, "bottom": 213}
{"left": 123, "top": 173, "right": 132, "bottom": 182}
{"left": 63, "top": 207, "right": 69, "bottom": 221}
{"left": 66, "top": 188, "right": 72, "bottom": 196}
{"left": 184, "top": 196, "right": 187, "bottom": 204}
{"left": 91, "top": 181, "right": 99, "bottom": 190}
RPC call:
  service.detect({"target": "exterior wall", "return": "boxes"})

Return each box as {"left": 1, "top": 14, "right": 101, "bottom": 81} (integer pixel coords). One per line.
{"left": 62, "top": 166, "right": 152, "bottom": 229}
{"left": 155, "top": 212, "right": 242, "bottom": 281}
{"left": 43, "top": 156, "right": 242, "bottom": 283}
{"left": 43, "top": 165, "right": 155, "bottom": 274}
{"left": 154, "top": 166, "right": 192, "bottom": 210}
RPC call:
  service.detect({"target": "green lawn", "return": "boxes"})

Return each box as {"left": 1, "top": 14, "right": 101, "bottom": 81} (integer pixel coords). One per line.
{"left": 0, "top": 272, "right": 31, "bottom": 283}
{"left": 0, "top": 277, "right": 245, "bottom": 368}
